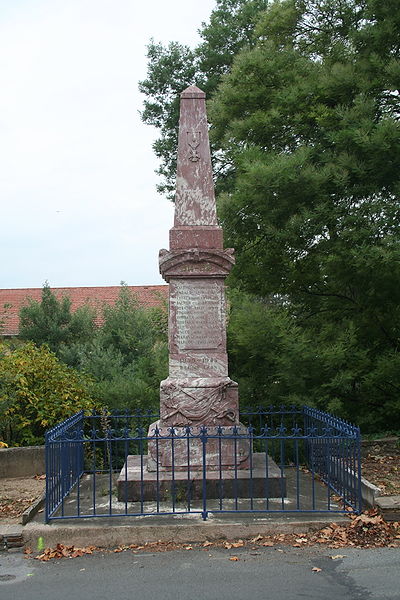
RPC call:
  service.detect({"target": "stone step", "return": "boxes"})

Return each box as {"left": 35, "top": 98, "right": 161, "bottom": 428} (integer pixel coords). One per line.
{"left": 375, "top": 495, "right": 400, "bottom": 521}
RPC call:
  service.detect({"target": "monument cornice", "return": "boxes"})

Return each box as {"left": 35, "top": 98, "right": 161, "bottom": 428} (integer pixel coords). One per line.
{"left": 159, "top": 247, "right": 235, "bottom": 280}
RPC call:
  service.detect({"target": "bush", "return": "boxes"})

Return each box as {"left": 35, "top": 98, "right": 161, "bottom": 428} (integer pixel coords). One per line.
{"left": 0, "top": 342, "right": 97, "bottom": 446}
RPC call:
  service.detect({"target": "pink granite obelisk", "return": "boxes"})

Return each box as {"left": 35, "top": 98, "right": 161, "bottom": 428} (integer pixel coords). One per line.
{"left": 147, "top": 85, "right": 249, "bottom": 470}
{"left": 117, "top": 86, "right": 285, "bottom": 501}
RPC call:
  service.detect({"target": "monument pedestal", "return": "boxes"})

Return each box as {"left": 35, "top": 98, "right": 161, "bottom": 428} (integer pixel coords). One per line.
{"left": 117, "top": 454, "right": 286, "bottom": 503}
{"left": 146, "top": 422, "right": 251, "bottom": 471}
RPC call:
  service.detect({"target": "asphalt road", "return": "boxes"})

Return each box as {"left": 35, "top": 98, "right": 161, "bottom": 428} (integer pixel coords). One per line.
{"left": 1, "top": 545, "right": 399, "bottom": 600}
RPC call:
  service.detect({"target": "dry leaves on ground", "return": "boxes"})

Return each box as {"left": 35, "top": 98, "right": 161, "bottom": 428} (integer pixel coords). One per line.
{"left": 0, "top": 477, "right": 45, "bottom": 521}
{"left": 35, "top": 544, "right": 98, "bottom": 561}
{"left": 362, "top": 454, "right": 400, "bottom": 496}
{"left": 28, "top": 509, "right": 400, "bottom": 562}
{"left": 0, "top": 498, "right": 37, "bottom": 519}
{"left": 308, "top": 510, "right": 400, "bottom": 548}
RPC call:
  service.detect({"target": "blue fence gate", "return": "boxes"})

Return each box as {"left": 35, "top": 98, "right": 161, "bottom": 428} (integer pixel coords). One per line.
{"left": 45, "top": 405, "right": 362, "bottom": 522}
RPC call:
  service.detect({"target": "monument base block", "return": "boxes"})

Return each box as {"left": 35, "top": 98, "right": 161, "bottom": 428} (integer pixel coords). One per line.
{"left": 147, "top": 420, "right": 251, "bottom": 471}
{"left": 117, "top": 454, "right": 286, "bottom": 503}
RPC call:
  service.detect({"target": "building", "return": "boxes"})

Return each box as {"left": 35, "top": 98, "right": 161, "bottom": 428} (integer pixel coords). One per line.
{"left": 0, "top": 285, "right": 168, "bottom": 337}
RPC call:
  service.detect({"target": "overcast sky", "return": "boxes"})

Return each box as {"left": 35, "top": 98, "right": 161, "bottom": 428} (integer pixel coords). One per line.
{"left": 0, "top": 0, "right": 216, "bottom": 289}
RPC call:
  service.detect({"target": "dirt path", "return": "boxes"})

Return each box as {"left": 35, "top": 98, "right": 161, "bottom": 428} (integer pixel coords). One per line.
{"left": 0, "top": 477, "right": 45, "bottom": 525}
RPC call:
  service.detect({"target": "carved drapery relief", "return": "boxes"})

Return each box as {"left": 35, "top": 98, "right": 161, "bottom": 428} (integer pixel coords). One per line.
{"left": 160, "top": 380, "right": 237, "bottom": 427}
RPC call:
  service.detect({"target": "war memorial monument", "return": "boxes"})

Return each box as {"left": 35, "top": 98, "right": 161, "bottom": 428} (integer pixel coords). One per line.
{"left": 117, "top": 85, "right": 283, "bottom": 501}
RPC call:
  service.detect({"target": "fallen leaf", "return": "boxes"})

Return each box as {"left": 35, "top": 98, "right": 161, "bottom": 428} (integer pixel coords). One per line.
{"left": 224, "top": 542, "right": 233, "bottom": 550}
{"left": 251, "top": 535, "right": 263, "bottom": 542}
{"left": 35, "top": 544, "right": 98, "bottom": 561}
{"left": 24, "top": 547, "right": 32, "bottom": 555}
{"left": 203, "top": 541, "right": 213, "bottom": 547}
{"left": 312, "top": 567, "right": 322, "bottom": 572}
{"left": 331, "top": 555, "right": 346, "bottom": 560}
{"left": 231, "top": 540, "right": 244, "bottom": 548}
{"left": 184, "top": 546, "right": 193, "bottom": 550}
{"left": 229, "top": 556, "right": 239, "bottom": 561}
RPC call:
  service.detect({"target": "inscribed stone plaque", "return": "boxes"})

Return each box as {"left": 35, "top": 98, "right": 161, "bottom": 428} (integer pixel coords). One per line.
{"left": 169, "top": 352, "right": 228, "bottom": 378}
{"left": 170, "top": 280, "right": 225, "bottom": 351}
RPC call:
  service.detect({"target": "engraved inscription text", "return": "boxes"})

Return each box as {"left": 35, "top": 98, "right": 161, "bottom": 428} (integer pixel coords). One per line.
{"left": 172, "top": 280, "right": 224, "bottom": 350}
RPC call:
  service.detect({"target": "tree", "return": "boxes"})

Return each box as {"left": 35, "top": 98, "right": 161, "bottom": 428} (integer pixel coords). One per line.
{"left": 216, "top": 0, "right": 400, "bottom": 430}
{"left": 58, "top": 285, "right": 168, "bottom": 412}
{"left": 139, "top": 0, "right": 268, "bottom": 197}
{"left": 19, "top": 283, "right": 96, "bottom": 355}
{"left": 18, "top": 284, "right": 168, "bottom": 414}
{"left": 141, "top": 0, "right": 400, "bottom": 431}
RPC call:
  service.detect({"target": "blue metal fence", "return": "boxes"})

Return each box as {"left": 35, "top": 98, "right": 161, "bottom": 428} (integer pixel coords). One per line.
{"left": 45, "top": 405, "right": 362, "bottom": 522}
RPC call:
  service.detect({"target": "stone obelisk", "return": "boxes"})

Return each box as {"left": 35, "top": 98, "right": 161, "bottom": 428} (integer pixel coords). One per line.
{"left": 117, "top": 86, "right": 285, "bottom": 501}
{"left": 146, "top": 85, "right": 250, "bottom": 471}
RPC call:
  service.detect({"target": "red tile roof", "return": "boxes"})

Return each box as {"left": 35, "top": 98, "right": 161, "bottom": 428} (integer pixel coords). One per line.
{"left": 0, "top": 285, "right": 169, "bottom": 336}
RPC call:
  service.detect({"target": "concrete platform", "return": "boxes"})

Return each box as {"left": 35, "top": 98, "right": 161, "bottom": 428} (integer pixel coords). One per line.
{"left": 42, "top": 466, "right": 342, "bottom": 522}
{"left": 117, "top": 453, "right": 286, "bottom": 502}
{"left": 12, "top": 467, "right": 350, "bottom": 549}
{"left": 375, "top": 495, "right": 400, "bottom": 521}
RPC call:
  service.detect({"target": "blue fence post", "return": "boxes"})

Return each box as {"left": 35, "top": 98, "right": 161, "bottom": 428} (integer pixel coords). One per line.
{"left": 356, "top": 426, "right": 362, "bottom": 512}
{"left": 201, "top": 426, "right": 208, "bottom": 521}
{"left": 45, "top": 430, "right": 50, "bottom": 523}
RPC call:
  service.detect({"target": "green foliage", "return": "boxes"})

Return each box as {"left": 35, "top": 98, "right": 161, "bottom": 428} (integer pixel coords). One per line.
{"left": 209, "top": 0, "right": 400, "bottom": 431}
{"left": 0, "top": 342, "right": 96, "bottom": 446}
{"left": 141, "top": 0, "right": 400, "bottom": 432}
{"left": 89, "top": 341, "right": 168, "bottom": 412}
{"left": 19, "top": 282, "right": 96, "bottom": 355}
{"left": 227, "top": 290, "right": 315, "bottom": 406}
{"left": 99, "top": 285, "right": 160, "bottom": 364}
{"left": 139, "top": 0, "right": 268, "bottom": 197}
{"left": 57, "top": 286, "right": 168, "bottom": 413}
{"left": 228, "top": 290, "right": 400, "bottom": 431}
{"left": 14, "top": 285, "right": 169, "bottom": 437}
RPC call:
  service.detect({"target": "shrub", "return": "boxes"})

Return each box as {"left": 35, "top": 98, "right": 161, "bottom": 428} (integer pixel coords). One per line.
{"left": 0, "top": 342, "right": 96, "bottom": 446}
